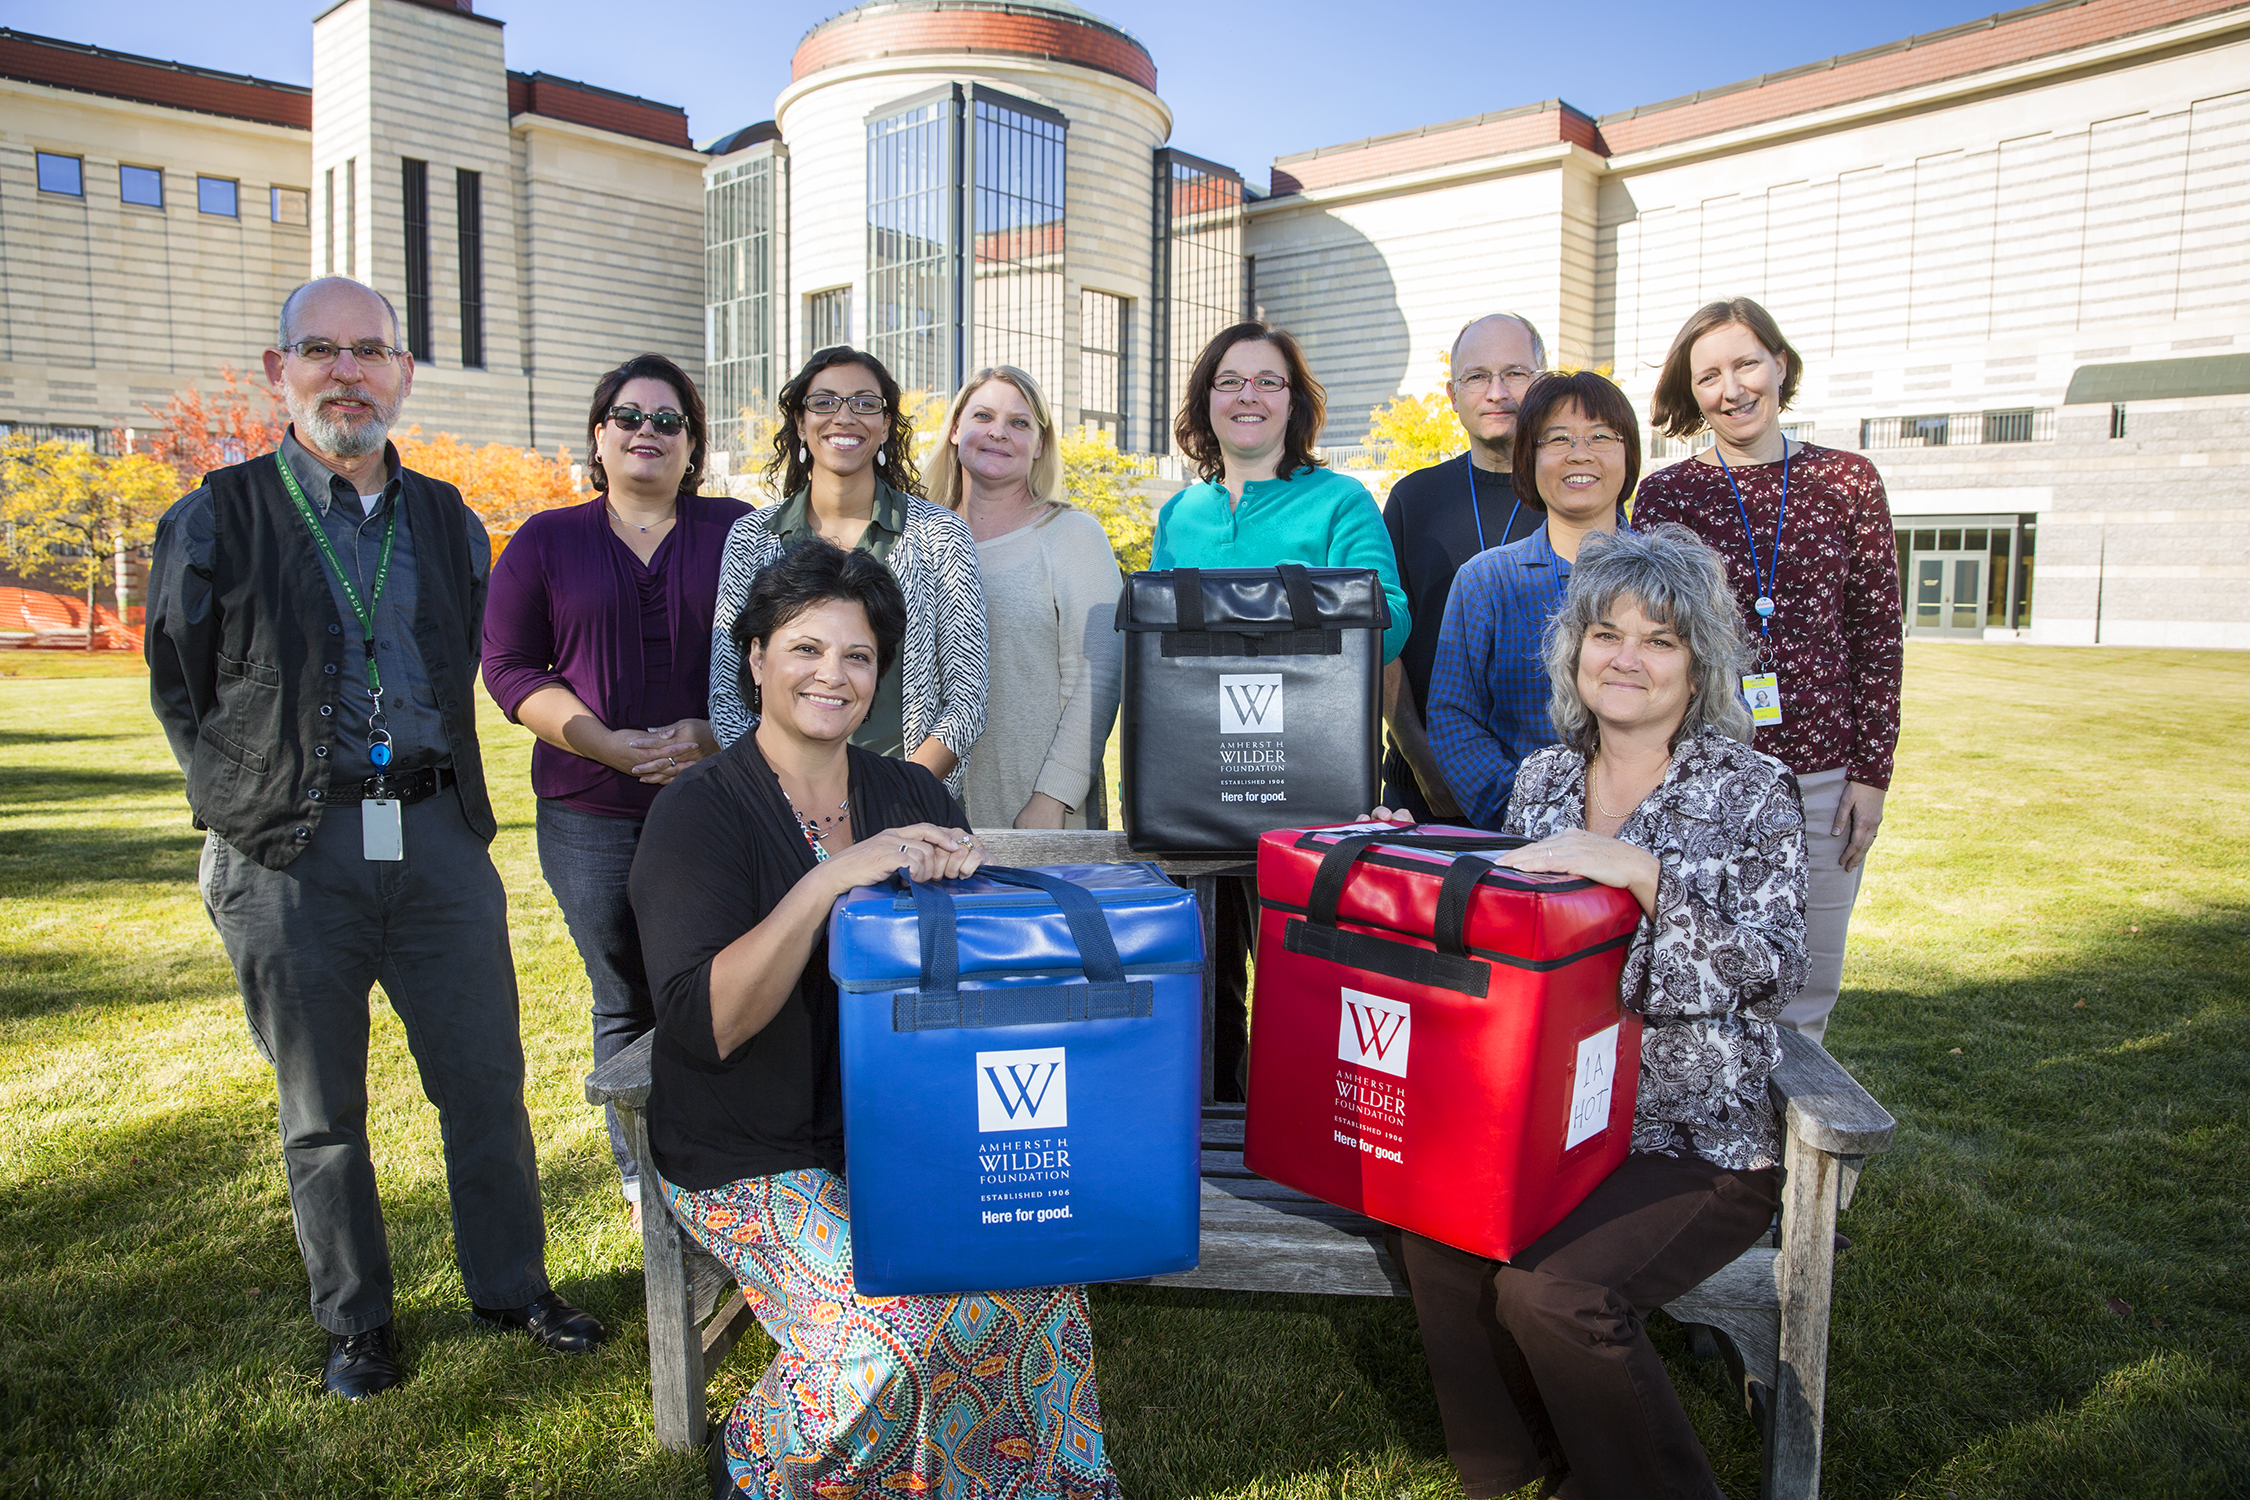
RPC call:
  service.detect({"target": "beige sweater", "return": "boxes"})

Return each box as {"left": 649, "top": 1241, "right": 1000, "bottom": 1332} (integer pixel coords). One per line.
{"left": 961, "top": 507, "right": 1124, "bottom": 830}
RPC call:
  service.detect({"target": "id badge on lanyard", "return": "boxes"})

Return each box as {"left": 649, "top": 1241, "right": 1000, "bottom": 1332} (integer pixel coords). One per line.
{"left": 363, "top": 799, "right": 404, "bottom": 860}
{"left": 1716, "top": 445, "right": 1789, "bottom": 729}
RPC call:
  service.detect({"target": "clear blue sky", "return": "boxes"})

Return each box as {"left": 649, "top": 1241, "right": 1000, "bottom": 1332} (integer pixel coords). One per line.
{"left": 12, "top": 0, "right": 2005, "bottom": 182}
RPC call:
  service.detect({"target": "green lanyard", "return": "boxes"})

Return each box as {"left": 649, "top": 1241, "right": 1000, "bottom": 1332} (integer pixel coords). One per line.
{"left": 276, "top": 451, "right": 399, "bottom": 767}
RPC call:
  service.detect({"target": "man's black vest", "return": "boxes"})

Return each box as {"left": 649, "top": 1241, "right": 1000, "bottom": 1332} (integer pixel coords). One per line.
{"left": 190, "top": 454, "right": 496, "bottom": 869}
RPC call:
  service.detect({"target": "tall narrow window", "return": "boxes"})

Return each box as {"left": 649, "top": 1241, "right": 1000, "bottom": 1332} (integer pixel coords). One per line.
{"left": 324, "top": 167, "right": 336, "bottom": 273}
{"left": 706, "top": 152, "right": 781, "bottom": 456}
{"left": 968, "top": 88, "right": 1067, "bottom": 404}
{"left": 456, "top": 169, "right": 484, "bottom": 368}
{"left": 401, "top": 157, "right": 431, "bottom": 360}
{"left": 1153, "top": 150, "right": 1245, "bottom": 455}
{"left": 344, "top": 158, "right": 357, "bottom": 277}
{"left": 866, "top": 89, "right": 960, "bottom": 395}
{"left": 1080, "top": 290, "right": 1128, "bottom": 441}
{"left": 806, "top": 288, "right": 852, "bottom": 355}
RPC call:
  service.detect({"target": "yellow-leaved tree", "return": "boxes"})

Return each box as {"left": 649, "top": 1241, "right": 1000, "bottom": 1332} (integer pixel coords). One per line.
{"left": 0, "top": 436, "right": 179, "bottom": 646}
{"left": 1364, "top": 350, "right": 1460, "bottom": 500}
{"left": 1059, "top": 426, "right": 1157, "bottom": 574}
{"left": 391, "top": 428, "right": 581, "bottom": 556}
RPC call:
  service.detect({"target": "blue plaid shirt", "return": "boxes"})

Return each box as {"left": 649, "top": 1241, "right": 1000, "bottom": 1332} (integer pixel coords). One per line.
{"left": 1427, "top": 524, "right": 1617, "bottom": 830}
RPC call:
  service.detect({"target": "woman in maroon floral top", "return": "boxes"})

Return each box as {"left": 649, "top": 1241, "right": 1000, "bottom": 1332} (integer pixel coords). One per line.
{"left": 1631, "top": 297, "right": 1901, "bottom": 1043}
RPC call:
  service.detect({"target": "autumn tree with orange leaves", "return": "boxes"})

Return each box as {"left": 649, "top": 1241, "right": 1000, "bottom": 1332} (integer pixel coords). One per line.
{"left": 392, "top": 428, "right": 582, "bottom": 552}
{"left": 140, "top": 366, "right": 286, "bottom": 485}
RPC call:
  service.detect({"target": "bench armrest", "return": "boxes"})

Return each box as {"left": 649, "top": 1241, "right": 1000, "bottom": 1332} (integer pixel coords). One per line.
{"left": 966, "top": 828, "right": 1252, "bottom": 879}
{"left": 1769, "top": 1027, "right": 1896, "bottom": 1158}
{"left": 587, "top": 1028, "right": 656, "bottom": 1110}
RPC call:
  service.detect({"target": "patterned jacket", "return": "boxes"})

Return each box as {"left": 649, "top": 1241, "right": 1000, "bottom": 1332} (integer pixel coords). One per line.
{"left": 708, "top": 493, "right": 988, "bottom": 796}
{"left": 1506, "top": 728, "right": 1807, "bottom": 1171}
{"left": 1629, "top": 444, "right": 1903, "bottom": 788}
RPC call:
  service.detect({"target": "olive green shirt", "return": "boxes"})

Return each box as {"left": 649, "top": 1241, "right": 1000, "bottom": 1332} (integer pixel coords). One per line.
{"left": 757, "top": 482, "right": 908, "bottom": 755}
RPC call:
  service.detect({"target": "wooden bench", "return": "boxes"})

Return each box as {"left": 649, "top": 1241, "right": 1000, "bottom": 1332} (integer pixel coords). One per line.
{"left": 584, "top": 828, "right": 1895, "bottom": 1500}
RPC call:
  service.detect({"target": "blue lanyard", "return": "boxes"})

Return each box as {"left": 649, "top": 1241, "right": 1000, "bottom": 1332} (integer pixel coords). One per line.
{"left": 1465, "top": 453, "right": 1522, "bottom": 555}
{"left": 1712, "top": 442, "right": 1788, "bottom": 639}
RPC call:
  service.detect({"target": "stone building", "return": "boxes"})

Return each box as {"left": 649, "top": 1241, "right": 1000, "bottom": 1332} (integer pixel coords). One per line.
{"left": 2, "top": 0, "right": 2245, "bottom": 644}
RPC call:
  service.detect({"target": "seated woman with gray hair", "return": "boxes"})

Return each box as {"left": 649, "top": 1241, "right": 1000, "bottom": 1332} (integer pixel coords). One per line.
{"left": 1383, "top": 524, "right": 1808, "bottom": 1500}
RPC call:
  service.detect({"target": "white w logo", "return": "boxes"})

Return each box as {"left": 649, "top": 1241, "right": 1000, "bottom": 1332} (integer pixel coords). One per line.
{"left": 1219, "top": 674, "right": 1285, "bottom": 734}
{"left": 976, "top": 1047, "right": 1069, "bottom": 1131}
{"left": 1337, "top": 989, "right": 1411, "bottom": 1078}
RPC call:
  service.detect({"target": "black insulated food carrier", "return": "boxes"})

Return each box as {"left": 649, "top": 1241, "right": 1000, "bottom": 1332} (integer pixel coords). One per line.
{"left": 1116, "top": 564, "right": 1389, "bottom": 854}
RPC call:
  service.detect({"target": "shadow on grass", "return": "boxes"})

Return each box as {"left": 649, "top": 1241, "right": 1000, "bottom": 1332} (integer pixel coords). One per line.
{"left": 0, "top": 727, "right": 146, "bottom": 748}
{"left": 0, "top": 1084, "right": 688, "bottom": 1499}
{"left": 0, "top": 764, "right": 184, "bottom": 805}
{"left": 0, "top": 823, "right": 202, "bottom": 894}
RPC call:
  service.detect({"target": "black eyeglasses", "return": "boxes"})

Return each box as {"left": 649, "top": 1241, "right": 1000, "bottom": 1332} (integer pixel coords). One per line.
{"left": 607, "top": 406, "right": 688, "bottom": 436}
{"left": 803, "top": 393, "right": 887, "bottom": 416}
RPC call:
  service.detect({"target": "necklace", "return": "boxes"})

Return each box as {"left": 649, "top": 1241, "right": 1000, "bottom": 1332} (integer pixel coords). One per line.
{"left": 1587, "top": 757, "right": 1647, "bottom": 822}
{"left": 782, "top": 785, "right": 849, "bottom": 862}
{"left": 611, "top": 501, "right": 677, "bottom": 535}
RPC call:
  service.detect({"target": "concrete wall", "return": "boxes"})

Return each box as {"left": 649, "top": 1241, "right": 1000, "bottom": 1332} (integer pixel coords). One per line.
{"left": 0, "top": 76, "right": 309, "bottom": 441}
{"left": 510, "top": 115, "right": 706, "bottom": 454}
{"left": 1246, "top": 148, "right": 1603, "bottom": 446}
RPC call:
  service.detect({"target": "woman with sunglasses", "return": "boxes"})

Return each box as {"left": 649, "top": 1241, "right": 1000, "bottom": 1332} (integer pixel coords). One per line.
{"left": 710, "top": 346, "right": 987, "bottom": 796}
{"left": 1150, "top": 320, "right": 1411, "bottom": 1100}
{"left": 482, "top": 352, "right": 751, "bottom": 1224}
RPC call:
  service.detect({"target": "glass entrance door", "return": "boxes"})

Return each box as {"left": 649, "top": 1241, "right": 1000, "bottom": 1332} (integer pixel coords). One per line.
{"left": 1908, "top": 550, "right": 1987, "bottom": 638}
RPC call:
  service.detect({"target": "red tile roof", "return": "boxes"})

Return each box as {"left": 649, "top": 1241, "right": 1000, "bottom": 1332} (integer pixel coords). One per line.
{"left": 795, "top": 2, "right": 1158, "bottom": 93}
{"left": 1599, "top": 0, "right": 2250, "bottom": 154}
{"left": 0, "top": 28, "right": 310, "bottom": 130}
{"left": 507, "top": 71, "right": 692, "bottom": 149}
{"left": 1263, "top": 0, "right": 2250, "bottom": 197}
{"left": 1269, "top": 102, "right": 1601, "bottom": 197}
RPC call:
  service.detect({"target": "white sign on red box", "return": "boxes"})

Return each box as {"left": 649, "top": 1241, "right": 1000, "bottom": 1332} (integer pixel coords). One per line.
{"left": 1564, "top": 1024, "right": 1621, "bottom": 1151}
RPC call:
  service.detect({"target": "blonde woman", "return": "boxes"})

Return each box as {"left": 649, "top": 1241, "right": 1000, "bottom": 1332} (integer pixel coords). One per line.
{"left": 927, "top": 367, "right": 1123, "bottom": 829}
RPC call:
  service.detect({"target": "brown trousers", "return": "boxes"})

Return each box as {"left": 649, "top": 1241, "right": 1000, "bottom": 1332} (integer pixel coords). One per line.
{"left": 1391, "top": 1151, "right": 1781, "bottom": 1500}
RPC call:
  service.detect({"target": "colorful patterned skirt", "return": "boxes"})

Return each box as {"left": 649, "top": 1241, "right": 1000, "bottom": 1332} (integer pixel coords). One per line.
{"left": 665, "top": 1167, "right": 1123, "bottom": 1500}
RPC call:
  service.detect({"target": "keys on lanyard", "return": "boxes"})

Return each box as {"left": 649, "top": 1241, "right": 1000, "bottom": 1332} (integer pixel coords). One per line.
{"left": 1714, "top": 443, "right": 1789, "bottom": 728}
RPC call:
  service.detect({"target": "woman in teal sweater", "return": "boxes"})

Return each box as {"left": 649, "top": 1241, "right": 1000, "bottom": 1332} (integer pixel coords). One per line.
{"left": 1152, "top": 320, "right": 1411, "bottom": 1098}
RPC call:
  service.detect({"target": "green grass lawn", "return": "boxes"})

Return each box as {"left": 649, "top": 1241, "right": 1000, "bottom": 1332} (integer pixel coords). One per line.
{"left": 2, "top": 644, "right": 2245, "bottom": 1499}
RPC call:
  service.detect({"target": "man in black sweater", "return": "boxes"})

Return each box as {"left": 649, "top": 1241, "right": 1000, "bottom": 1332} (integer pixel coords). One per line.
{"left": 145, "top": 277, "right": 602, "bottom": 1399}
{"left": 1380, "top": 314, "right": 1549, "bottom": 821}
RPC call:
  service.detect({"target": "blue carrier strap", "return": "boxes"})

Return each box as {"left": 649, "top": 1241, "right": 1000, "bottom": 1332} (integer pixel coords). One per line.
{"left": 893, "top": 867, "right": 1154, "bottom": 1032}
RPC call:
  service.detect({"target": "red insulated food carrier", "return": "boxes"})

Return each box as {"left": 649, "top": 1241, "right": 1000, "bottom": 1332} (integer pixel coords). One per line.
{"left": 1244, "top": 824, "right": 1647, "bottom": 1263}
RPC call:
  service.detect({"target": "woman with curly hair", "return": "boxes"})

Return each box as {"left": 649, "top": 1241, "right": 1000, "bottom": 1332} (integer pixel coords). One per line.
{"left": 709, "top": 346, "right": 988, "bottom": 795}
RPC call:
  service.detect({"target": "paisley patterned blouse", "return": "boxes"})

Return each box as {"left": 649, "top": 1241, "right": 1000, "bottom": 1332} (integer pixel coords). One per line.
{"left": 1629, "top": 444, "right": 1903, "bottom": 788}
{"left": 1505, "top": 728, "right": 1807, "bottom": 1171}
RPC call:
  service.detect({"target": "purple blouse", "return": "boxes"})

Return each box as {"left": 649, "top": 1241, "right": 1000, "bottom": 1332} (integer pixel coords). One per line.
{"left": 483, "top": 493, "right": 752, "bottom": 817}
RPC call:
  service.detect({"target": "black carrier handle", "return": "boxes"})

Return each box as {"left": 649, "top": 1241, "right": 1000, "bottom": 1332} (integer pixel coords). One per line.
{"left": 1164, "top": 563, "right": 1325, "bottom": 634}
{"left": 1286, "top": 829, "right": 1532, "bottom": 996}
{"left": 892, "top": 866, "right": 1152, "bottom": 1031}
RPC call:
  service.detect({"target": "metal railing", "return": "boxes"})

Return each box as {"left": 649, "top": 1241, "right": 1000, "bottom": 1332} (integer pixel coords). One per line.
{"left": 1858, "top": 408, "right": 2054, "bottom": 449}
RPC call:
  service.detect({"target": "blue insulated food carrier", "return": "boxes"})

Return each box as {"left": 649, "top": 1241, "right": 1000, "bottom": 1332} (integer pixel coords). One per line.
{"left": 831, "top": 863, "right": 1205, "bottom": 1295}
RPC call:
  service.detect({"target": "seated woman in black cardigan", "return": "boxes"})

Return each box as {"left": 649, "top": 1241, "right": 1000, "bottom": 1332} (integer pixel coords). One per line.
{"left": 629, "top": 537, "right": 1125, "bottom": 1500}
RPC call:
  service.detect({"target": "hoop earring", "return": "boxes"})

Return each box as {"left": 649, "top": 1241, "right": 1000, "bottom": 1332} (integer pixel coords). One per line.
{"left": 589, "top": 456, "right": 607, "bottom": 491}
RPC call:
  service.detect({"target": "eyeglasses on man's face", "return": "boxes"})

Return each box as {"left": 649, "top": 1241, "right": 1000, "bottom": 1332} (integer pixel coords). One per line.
{"left": 607, "top": 406, "right": 688, "bottom": 436}
{"left": 280, "top": 338, "right": 403, "bottom": 367}
{"left": 1536, "top": 430, "right": 1627, "bottom": 455}
{"left": 1454, "top": 367, "right": 1539, "bottom": 393}
{"left": 804, "top": 393, "right": 887, "bottom": 416}
{"left": 1212, "top": 373, "right": 1288, "bottom": 394}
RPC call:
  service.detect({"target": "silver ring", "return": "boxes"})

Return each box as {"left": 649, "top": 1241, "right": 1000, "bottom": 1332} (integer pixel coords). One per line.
{"left": 667, "top": 756, "right": 676, "bottom": 769}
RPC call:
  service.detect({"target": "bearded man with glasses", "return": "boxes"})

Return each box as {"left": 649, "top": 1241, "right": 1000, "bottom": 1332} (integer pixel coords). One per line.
{"left": 145, "top": 276, "right": 604, "bottom": 1401}
{"left": 1378, "top": 314, "right": 1550, "bottom": 823}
